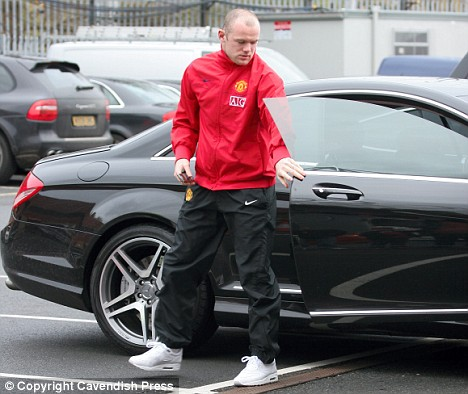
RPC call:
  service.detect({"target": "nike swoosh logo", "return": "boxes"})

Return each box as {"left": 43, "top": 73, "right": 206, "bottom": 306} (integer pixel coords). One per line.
{"left": 244, "top": 200, "right": 258, "bottom": 206}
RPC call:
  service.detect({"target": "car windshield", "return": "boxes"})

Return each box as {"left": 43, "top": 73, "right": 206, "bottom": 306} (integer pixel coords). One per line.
{"left": 265, "top": 96, "right": 468, "bottom": 179}
{"left": 111, "top": 120, "right": 172, "bottom": 155}
{"left": 119, "top": 79, "right": 180, "bottom": 104}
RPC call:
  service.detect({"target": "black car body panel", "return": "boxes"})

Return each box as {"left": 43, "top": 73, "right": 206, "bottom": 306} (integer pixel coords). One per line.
{"left": 2, "top": 76, "right": 467, "bottom": 352}
{"left": 291, "top": 173, "right": 468, "bottom": 316}
{"left": 0, "top": 55, "right": 112, "bottom": 182}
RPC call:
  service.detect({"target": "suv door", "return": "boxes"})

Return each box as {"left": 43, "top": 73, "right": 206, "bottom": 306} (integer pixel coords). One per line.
{"left": 267, "top": 96, "right": 468, "bottom": 323}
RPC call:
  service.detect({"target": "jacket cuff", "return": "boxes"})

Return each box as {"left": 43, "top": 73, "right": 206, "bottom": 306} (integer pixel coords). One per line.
{"left": 174, "top": 146, "right": 193, "bottom": 162}
{"left": 272, "top": 146, "right": 291, "bottom": 167}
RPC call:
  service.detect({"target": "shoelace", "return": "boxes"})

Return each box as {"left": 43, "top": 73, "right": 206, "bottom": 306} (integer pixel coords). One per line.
{"left": 146, "top": 339, "right": 182, "bottom": 355}
{"left": 146, "top": 338, "right": 161, "bottom": 348}
{"left": 240, "top": 356, "right": 260, "bottom": 370}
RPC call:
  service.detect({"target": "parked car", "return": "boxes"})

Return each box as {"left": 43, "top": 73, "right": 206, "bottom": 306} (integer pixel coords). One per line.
{"left": 0, "top": 55, "right": 112, "bottom": 183}
{"left": 47, "top": 39, "right": 309, "bottom": 84}
{"left": 377, "top": 55, "right": 461, "bottom": 77}
{"left": 2, "top": 76, "right": 468, "bottom": 354}
{"left": 90, "top": 77, "right": 180, "bottom": 143}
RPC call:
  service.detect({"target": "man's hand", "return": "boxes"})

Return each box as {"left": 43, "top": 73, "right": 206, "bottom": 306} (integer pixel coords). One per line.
{"left": 174, "top": 159, "right": 195, "bottom": 185}
{"left": 275, "top": 157, "right": 306, "bottom": 188}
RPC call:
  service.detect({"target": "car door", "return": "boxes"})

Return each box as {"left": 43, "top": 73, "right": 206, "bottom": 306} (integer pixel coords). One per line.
{"left": 267, "top": 95, "right": 468, "bottom": 323}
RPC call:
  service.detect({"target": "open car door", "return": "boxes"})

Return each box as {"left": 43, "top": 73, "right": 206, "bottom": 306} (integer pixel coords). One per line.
{"left": 265, "top": 96, "right": 468, "bottom": 324}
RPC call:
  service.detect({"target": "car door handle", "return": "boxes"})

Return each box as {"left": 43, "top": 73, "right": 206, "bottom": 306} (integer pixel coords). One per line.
{"left": 312, "top": 184, "right": 364, "bottom": 201}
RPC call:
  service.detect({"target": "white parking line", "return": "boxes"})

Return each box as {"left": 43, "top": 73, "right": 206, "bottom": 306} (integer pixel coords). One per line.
{"left": 0, "top": 314, "right": 96, "bottom": 324}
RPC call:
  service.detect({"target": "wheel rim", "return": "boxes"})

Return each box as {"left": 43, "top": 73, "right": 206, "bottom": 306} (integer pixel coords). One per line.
{"left": 98, "top": 236, "right": 169, "bottom": 346}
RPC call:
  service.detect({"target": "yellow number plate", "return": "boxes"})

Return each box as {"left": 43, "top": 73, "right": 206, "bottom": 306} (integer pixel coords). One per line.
{"left": 72, "top": 115, "right": 96, "bottom": 127}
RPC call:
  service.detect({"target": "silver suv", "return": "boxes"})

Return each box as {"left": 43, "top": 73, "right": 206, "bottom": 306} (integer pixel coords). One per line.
{"left": 0, "top": 55, "right": 112, "bottom": 183}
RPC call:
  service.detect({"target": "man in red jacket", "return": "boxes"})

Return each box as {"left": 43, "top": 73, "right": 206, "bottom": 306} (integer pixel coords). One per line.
{"left": 129, "top": 8, "right": 305, "bottom": 387}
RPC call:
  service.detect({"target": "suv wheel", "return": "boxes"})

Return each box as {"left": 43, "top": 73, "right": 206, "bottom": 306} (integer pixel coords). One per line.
{"left": 0, "top": 134, "right": 16, "bottom": 184}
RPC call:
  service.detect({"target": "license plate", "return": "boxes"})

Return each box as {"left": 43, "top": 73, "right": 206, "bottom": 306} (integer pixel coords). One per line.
{"left": 72, "top": 115, "right": 96, "bottom": 127}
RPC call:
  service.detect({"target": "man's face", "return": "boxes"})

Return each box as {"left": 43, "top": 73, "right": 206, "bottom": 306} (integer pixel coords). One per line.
{"left": 219, "top": 21, "right": 259, "bottom": 66}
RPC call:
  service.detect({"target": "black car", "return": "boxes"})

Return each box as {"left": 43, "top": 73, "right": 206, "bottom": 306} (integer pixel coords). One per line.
{"left": 0, "top": 55, "right": 112, "bottom": 184}
{"left": 90, "top": 77, "right": 179, "bottom": 143}
{"left": 2, "top": 76, "right": 468, "bottom": 354}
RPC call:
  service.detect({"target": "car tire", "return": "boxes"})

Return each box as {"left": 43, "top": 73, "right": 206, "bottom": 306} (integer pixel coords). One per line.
{"left": 0, "top": 133, "right": 16, "bottom": 184}
{"left": 90, "top": 224, "right": 218, "bottom": 354}
{"left": 111, "top": 132, "right": 126, "bottom": 144}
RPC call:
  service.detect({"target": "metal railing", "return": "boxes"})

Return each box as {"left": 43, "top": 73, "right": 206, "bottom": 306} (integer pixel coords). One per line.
{"left": 1, "top": 0, "right": 468, "bottom": 57}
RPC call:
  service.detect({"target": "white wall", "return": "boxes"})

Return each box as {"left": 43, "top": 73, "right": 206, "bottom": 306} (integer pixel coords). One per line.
{"left": 258, "top": 13, "right": 345, "bottom": 79}
{"left": 259, "top": 10, "right": 468, "bottom": 79}
{"left": 343, "top": 14, "right": 373, "bottom": 76}
{"left": 371, "top": 9, "right": 468, "bottom": 72}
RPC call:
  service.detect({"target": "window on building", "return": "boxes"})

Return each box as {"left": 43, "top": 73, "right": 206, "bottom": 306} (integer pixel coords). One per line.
{"left": 394, "top": 31, "right": 429, "bottom": 55}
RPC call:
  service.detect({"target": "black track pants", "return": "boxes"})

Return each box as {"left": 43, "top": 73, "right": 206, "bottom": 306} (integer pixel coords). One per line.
{"left": 154, "top": 184, "right": 280, "bottom": 363}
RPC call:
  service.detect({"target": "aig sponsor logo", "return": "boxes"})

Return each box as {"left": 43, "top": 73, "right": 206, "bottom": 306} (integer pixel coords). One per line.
{"left": 229, "top": 96, "right": 246, "bottom": 108}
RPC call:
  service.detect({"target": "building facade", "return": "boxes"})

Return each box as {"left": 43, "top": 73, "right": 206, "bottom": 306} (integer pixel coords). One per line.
{"left": 1, "top": 0, "right": 468, "bottom": 78}
{"left": 258, "top": 7, "right": 468, "bottom": 78}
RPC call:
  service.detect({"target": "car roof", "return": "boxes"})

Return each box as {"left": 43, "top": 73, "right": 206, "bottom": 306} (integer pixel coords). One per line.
{"left": 285, "top": 76, "right": 468, "bottom": 116}
{"left": 0, "top": 54, "right": 80, "bottom": 72}
{"left": 90, "top": 76, "right": 180, "bottom": 103}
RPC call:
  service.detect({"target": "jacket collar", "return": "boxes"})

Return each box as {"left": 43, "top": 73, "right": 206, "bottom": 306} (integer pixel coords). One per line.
{"left": 217, "top": 49, "right": 256, "bottom": 69}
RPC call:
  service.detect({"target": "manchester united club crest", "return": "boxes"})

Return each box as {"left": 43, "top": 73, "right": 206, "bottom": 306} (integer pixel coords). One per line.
{"left": 234, "top": 80, "right": 248, "bottom": 93}
{"left": 185, "top": 188, "right": 193, "bottom": 202}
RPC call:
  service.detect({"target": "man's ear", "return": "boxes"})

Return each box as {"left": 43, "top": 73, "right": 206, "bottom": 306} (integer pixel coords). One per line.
{"left": 218, "top": 29, "right": 226, "bottom": 42}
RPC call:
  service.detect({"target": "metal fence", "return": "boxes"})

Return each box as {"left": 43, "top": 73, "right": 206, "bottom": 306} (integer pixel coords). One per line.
{"left": 1, "top": 0, "right": 468, "bottom": 57}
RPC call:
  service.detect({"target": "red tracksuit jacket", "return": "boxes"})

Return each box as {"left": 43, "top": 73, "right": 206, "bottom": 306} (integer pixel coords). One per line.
{"left": 171, "top": 48, "right": 290, "bottom": 190}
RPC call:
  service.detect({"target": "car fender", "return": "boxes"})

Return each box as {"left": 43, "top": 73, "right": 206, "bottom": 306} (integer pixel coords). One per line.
{"left": 78, "top": 186, "right": 184, "bottom": 307}
{"left": 91, "top": 186, "right": 183, "bottom": 236}
{"left": 0, "top": 118, "right": 19, "bottom": 154}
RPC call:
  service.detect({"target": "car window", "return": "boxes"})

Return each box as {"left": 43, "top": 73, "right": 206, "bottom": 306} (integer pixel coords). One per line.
{"left": 265, "top": 97, "right": 468, "bottom": 179}
{"left": 118, "top": 80, "right": 180, "bottom": 104}
{"left": 0, "top": 64, "right": 15, "bottom": 93}
{"left": 446, "top": 117, "right": 468, "bottom": 135}
{"left": 162, "top": 148, "right": 175, "bottom": 157}
{"left": 37, "top": 68, "right": 92, "bottom": 90}
{"left": 155, "top": 83, "right": 181, "bottom": 98}
{"left": 95, "top": 84, "right": 121, "bottom": 106}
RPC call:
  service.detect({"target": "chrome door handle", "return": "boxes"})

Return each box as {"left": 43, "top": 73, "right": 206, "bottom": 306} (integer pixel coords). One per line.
{"left": 312, "top": 184, "right": 364, "bottom": 200}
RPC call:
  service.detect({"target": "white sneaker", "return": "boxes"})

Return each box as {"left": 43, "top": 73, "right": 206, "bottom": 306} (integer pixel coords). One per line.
{"left": 128, "top": 341, "right": 182, "bottom": 372}
{"left": 233, "top": 356, "right": 278, "bottom": 386}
